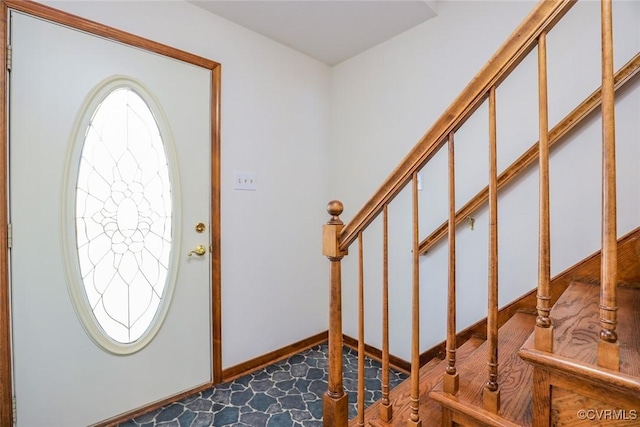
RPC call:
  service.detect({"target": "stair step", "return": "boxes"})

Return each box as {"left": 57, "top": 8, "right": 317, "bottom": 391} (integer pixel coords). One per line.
{"left": 361, "top": 356, "right": 442, "bottom": 427}
{"left": 430, "top": 312, "right": 537, "bottom": 427}
{"left": 519, "top": 281, "right": 640, "bottom": 384}
{"left": 546, "top": 280, "right": 640, "bottom": 377}
{"left": 352, "top": 336, "right": 484, "bottom": 426}
{"left": 518, "top": 281, "right": 640, "bottom": 425}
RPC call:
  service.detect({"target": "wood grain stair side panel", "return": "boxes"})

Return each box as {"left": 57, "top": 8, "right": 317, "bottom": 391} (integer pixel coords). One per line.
{"left": 617, "top": 283, "right": 640, "bottom": 378}
{"left": 430, "top": 312, "right": 537, "bottom": 427}
{"left": 551, "top": 384, "right": 640, "bottom": 426}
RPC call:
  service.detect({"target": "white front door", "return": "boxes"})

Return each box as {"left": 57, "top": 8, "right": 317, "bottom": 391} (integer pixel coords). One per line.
{"left": 9, "top": 11, "right": 213, "bottom": 426}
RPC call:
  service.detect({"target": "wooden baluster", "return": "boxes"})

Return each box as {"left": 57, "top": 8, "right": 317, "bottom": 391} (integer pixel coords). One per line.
{"left": 380, "top": 205, "right": 392, "bottom": 421}
{"left": 444, "top": 132, "right": 459, "bottom": 395}
{"left": 408, "top": 172, "right": 422, "bottom": 426}
{"left": 322, "top": 200, "right": 349, "bottom": 427}
{"left": 598, "top": 0, "right": 619, "bottom": 371}
{"left": 535, "top": 32, "right": 554, "bottom": 353}
{"left": 484, "top": 87, "right": 500, "bottom": 413}
{"left": 357, "top": 232, "right": 365, "bottom": 426}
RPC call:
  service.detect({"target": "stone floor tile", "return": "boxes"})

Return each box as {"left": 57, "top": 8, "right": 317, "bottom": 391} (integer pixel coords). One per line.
{"left": 118, "top": 344, "right": 408, "bottom": 426}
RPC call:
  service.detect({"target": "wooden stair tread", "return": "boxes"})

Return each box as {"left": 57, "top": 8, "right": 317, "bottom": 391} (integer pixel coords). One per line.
{"left": 547, "top": 281, "right": 640, "bottom": 378}
{"left": 354, "top": 356, "right": 442, "bottom": 427}
{"left": 384, "top": 337, "right": 485, "bottom": 426}
{"left": 353, "top": 336, "right": 485, "bottom": 426}
{"left": 430, "top": 312, "right": 537, "bottom": 427}
{"left": 519, "top": 280, "right": 640, "bottom": 399}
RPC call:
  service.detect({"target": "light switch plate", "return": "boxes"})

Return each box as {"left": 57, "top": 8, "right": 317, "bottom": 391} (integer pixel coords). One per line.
{"left": 234, "top": 171, "right": 257, "bottom": 191}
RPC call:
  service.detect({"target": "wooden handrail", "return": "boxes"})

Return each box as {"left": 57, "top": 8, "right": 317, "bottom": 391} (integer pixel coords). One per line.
{"left": 419, "top": 51, "right": 640, "bottom": 255}
{"left": 337, "top": 0, "right": 576, "bottom": 253}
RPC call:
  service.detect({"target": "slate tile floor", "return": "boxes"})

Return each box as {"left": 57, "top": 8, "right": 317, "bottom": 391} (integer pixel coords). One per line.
{"left": 119, "top": 344, "right": 408, "bottom": 427}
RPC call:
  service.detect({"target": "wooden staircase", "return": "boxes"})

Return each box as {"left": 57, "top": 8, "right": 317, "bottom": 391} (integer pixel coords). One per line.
{"left": 321, "top": 0, "right": 640, "bottom": 426}
{"left": 348, "top": 270, "right": 640, "bottom": 426}
{"left": 349, "top": 227, "right": 640, "bottom": 426}
{"left": 357, "top": 230, "right": 640, "bottom": 427}
{"left": 349, "top": 282, "right": 640, "bottom": 427}
{"left": 361, "top": 312, "right": 537, "bottom": 427}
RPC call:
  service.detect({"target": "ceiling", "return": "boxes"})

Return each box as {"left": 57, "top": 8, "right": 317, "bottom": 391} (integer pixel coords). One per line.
{"left": 190, "top": 1, "right": 438, "bottom": 65}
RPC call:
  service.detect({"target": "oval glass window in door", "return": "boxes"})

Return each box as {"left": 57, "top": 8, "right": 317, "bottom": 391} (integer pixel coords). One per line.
{"left": 64, "top": 77, "right": 180, "bottom": 354}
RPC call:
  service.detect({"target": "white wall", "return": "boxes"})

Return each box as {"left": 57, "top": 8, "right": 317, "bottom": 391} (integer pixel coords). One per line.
{"left": 43, "top": 0, "right": 332, "bottom": 369}
{"left": 330, "top": 0, "right": 640, "bottom": 361}
{"left": 38, "top": 0, "right": 640, "bottom": 372}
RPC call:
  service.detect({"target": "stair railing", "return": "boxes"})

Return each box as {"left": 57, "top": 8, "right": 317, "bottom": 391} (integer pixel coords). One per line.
{"left": 322, "top": 0, "right": 628, "bottom": 424}
{"left": 418, "top": 52, "right": 639, "bottom": 255}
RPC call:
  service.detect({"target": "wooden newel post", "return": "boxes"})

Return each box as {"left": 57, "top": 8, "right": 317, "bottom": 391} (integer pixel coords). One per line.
{"left": 323, "top": 200, "right": 348, "bottom": 427}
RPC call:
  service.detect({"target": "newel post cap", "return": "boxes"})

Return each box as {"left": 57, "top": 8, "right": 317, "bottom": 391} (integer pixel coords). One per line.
{"left": 327, "top": 200, "right": 344, "bottom": 225}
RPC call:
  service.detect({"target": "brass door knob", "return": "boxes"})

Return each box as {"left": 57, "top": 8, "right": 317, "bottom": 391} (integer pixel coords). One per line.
{"left": 188, "top": 245, "right": 207, "bottom": 257}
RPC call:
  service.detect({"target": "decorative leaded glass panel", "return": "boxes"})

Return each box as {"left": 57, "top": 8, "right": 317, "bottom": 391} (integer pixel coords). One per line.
{"left": 73, "top": 84, "right": 173, "bottom": 346}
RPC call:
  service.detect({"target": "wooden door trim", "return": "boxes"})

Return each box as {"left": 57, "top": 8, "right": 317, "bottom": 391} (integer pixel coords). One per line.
{"left": 0, "top": 4, "right": 10, "bottom": 425}
{"left": 0, "top": 1, "right": 222, "bottom": 424}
